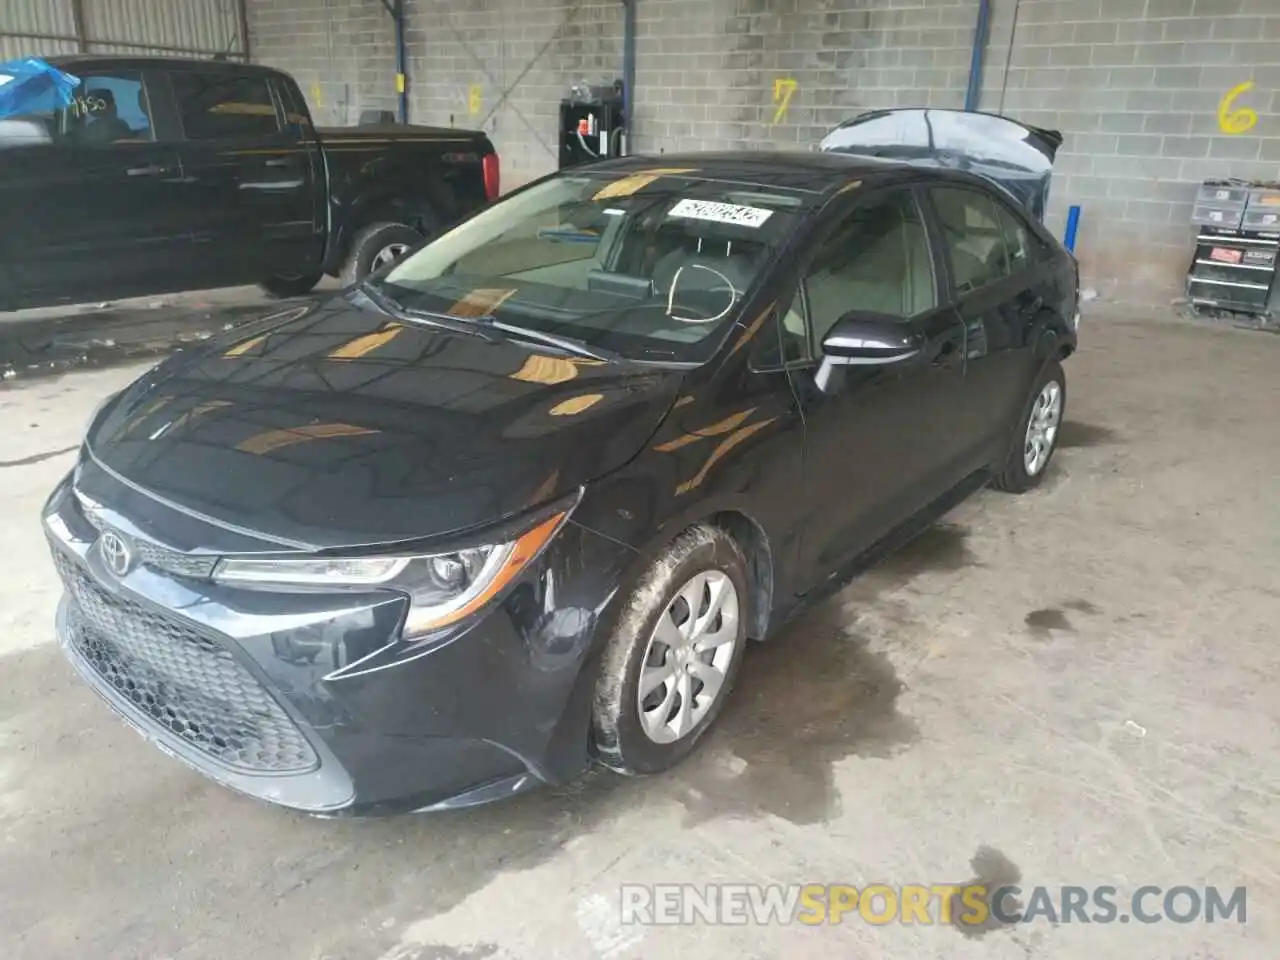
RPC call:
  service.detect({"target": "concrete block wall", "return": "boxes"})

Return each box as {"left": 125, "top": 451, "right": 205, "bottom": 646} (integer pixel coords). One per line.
{"left": 246, "top": 0, "right": 400, "bottom": 125}
{"left": 246, "top": 0, "right": 1280, "bottom": 304}
{"left": 992, "top": 0, "right": 1280, "bottom": 298}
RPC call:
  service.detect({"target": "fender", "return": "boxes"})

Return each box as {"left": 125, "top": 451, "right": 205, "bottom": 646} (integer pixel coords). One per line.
{"left": 544, "top": 491, "right": 780, "bottom": 781}
{"left": 575, "top": 476, "right": 786, "bottom": 641}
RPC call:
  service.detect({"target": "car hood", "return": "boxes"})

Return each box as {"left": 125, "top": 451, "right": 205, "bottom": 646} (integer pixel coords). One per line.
{"left": 820, "top": 108, "right": 1063, "bottom": 221}
{"left": 83, "top": 293, "right": 684, "bottom": 550}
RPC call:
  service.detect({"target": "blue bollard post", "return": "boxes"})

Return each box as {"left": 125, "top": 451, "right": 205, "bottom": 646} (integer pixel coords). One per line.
{"left": 1064, "top": 205, "right": 1081, "bottom": 253}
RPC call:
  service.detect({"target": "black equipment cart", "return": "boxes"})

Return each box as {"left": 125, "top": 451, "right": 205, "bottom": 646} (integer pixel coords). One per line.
{"left": 1186, "top": 180, "right": 1280, "bottom": 316}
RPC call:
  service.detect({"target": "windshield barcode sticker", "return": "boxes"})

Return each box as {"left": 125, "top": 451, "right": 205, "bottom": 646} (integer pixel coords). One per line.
{"left": 668, "top": 199, "right": 773, "bottom": 228}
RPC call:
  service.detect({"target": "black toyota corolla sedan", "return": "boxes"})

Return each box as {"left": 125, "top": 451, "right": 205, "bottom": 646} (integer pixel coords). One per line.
{"left": 44, "top": 123, "right": 1078, "bottom": 815}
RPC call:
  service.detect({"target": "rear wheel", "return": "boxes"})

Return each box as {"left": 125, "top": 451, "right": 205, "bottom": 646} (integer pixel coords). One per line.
{"left": 340, "top": 222, "right": 423, "bottom": 287}
{"left": 592, "top": 525, "right": 749, "bottom": 776}
{"left": 992, "top": 358, "right": 1066, "bottom": 493}
{"left": 258, "top": 273, "right": 322, "bottom": 299}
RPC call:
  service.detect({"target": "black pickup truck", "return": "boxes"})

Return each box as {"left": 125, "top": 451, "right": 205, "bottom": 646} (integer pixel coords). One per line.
{"left": 0, "top": 55, "right": 499, "bottom": 311}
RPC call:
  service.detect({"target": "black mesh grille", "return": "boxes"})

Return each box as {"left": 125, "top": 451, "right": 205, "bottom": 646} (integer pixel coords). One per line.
{"left": 53, "top": 550, "right": 318, "bottom": 775}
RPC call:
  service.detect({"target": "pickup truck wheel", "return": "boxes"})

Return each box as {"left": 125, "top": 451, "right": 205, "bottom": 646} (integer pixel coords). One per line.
{"left": 258, "top": 273, "right": 322, "bottom": 299}
{"left": 341, "top": 222, "right": 423, "bottom": 286}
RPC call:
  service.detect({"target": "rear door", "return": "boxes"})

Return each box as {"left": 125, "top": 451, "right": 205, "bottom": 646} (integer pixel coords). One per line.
{"left": 0, "top": 65, "right": 188, "bottom": 307}
{"left": 924, "top": 184, "right": 1045, "bottom": 467}
{"left": 166, "top": 67, "right": 319, "bottom": 284}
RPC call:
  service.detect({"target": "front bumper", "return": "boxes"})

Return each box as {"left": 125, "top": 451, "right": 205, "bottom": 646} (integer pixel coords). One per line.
{"left": 44, "top": 474, "right": 634, "bottom": 815}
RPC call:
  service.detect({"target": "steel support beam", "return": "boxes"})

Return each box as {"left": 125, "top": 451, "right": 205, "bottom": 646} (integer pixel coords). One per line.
{"left": 238, "top": 0, "right": 252, "bottom": 61}
{"left": 70, "top": 0, "right": 88, "bottom": 52}
{"left": 621, "top": 0, "right": 635, "bottom": 152}
{"left": 381, "top": 0, "right": 408, "bottom": 122}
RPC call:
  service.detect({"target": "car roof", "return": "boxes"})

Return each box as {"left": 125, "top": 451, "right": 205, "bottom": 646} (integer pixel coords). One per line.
{"left": 582, "top": 150, "right": 990, "bottom": 200}
{"left": 44, "top": 54, "right": 285, "bottom": 78}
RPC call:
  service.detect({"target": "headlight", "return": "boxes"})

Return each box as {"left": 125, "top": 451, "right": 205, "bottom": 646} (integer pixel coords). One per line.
{"left": 212, "top": 510, "right": 568, "bottom": 636}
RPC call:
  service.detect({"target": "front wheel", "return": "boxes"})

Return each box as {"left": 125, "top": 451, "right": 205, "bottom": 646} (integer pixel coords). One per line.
{"left": 258, "top": 273, "right": 322, "bottom": 299}
{"left": 592, "top": 525, "right": 750, "bottom": 776}
{"left": 340, "top": 222, "right": 423, "bottom": 287}
{"left": 992, "top": 358, "right": 1067, "bottom": 493}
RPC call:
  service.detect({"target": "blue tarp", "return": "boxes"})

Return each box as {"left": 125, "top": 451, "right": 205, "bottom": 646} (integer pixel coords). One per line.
{"left": 0, "top": 58, "right": 81, "bottom": 121}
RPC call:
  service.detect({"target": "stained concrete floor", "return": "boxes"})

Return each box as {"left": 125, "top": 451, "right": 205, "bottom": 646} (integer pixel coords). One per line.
{"left": 1, "top": 304, "right": 1278, "bottom": 960}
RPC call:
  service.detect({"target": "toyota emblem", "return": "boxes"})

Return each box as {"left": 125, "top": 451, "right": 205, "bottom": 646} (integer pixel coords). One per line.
{"left": 99, "top": 530, "right": 134, "bottom": 577}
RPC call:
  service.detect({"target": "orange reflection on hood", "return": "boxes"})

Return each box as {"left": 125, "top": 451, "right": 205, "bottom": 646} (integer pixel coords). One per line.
{"left": 548, "top": 393, "right": 604, "bottom": 416}
{"left": 510, "top": 354, "right": 602, "bottom": 386}
{"left": 236, "top": 422, "right": 378, "bottom": 456}
{"left": 328, "top": 324, "right": 403, "bottom": 360}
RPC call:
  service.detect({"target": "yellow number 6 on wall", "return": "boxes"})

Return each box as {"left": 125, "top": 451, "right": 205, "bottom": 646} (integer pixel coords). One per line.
{"left": 1218, "top": 81, "right": 1258, "bottom": 135}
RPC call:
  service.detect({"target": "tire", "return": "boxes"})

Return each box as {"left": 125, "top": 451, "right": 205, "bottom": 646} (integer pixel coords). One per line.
{"left": 592, "top": 525, "right": 750, "bottom": 776}
{"left": 258, "top": 273, "right": 322, "bottom": 299}
{"left": 339, "top": 222, "right": 423, "bottom": 287}
{"left": 991, "top": 358, "right": 1067, "bottom": 493}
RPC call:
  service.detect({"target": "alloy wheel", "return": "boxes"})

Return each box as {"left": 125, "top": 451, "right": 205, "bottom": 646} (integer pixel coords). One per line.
{"left": 636, "top": 570, "right": 740, "bottom": 744}
{"left": 372, "top": 242, "right": 411, "bottom": 271}
{"left": 1024, "top": 379, "right": 1063, "bottom": 476}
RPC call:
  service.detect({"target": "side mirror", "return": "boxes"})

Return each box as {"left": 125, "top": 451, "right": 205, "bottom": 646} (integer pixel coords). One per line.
{"left": 814, "top": 311, "right": 924, "bottom": 392}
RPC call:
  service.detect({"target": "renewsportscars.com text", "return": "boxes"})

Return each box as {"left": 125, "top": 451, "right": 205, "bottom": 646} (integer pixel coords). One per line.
{"left": 620, "top": 883, "right": 1247, "bottom": 927}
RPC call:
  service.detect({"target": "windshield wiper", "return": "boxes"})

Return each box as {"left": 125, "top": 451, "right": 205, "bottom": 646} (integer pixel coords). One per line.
{"left": 464, "top": 316, "right": 623, "bottom": 363}
{"left": 360, "top": 280, "right": 621, "bottom": 361}
{"left": 357, "top": 281, "right": 501, "bottom": 342}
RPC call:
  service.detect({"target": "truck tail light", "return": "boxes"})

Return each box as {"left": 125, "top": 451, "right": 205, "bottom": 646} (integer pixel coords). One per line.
{"left": 482, "top": 153, "right": 500, "bottom": 203}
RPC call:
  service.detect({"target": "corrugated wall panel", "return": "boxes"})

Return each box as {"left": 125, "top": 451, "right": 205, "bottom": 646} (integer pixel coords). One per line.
{"left": 0, "top": 0, "right": 78, "bottom": 59}
{"left": 84, "top": 0, "right": 242, "bottom": 57}
{"left": 1, "top": 34, "right": 77, "bottom": 60}
{"left": 0, "top": 0, "right": 77, "bottom": 36}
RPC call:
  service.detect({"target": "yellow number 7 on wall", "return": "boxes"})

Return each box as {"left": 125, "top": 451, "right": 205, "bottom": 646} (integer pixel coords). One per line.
{"left": 771, "top": 78, "right": 798, "bottom": 126}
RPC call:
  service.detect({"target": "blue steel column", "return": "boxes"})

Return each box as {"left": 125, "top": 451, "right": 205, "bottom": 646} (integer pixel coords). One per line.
{"left": 396, "top": 0, "right": 408, "bottom": 123}
{"left": 381, "top": 0, "right": 409, "bottom": 123}
{"left": 964, "top": 0, "right": 991, "bottom": 112}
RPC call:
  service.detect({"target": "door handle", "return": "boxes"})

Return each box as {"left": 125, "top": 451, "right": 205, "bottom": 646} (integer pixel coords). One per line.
{"left": 264, "top": 157, "right": 296, "bottom": 168}
{"left": 126, "top": 163, "right": 169, "bottom": 177}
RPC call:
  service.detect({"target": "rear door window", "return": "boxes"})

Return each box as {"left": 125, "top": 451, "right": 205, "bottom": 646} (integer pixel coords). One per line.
{"left": 930, "top": 187, "right": 1012, "bottom": 295}
{"left": 169, "top": 72, "right": 280, "bottom": 140}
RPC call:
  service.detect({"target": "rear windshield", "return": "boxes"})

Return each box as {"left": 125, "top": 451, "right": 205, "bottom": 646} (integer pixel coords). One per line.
{"left": 378, "top": 168, "right": 814, "bottom": 362}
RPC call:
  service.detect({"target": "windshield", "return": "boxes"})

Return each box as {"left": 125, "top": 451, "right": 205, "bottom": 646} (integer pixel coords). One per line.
{"left": 378, "top": 168, "right": 812, "bottom": 362}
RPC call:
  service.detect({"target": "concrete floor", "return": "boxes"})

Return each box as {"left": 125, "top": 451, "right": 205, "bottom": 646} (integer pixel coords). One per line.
{"left": 1, "top": 304, "right": 1278, "bottom": 960}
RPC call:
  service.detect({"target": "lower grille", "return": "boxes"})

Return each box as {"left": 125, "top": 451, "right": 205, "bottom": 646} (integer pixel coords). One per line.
{"left": 54, "top": 550, "right": 318, "bottom": 775}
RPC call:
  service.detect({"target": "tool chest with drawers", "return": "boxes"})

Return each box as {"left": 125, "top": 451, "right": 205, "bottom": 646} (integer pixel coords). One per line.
{"left": 1186, "top": 180, "right": 1280, "bottom": 315}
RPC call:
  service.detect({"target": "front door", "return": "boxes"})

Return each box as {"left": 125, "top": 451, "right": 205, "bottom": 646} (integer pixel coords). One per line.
{"left": 0, "top": 66, "right": 189, "bottom": 308}
{"left": 782, "top": 185, "right": 970, "bottom": 586}
{"left": 165, "top": 67, "right": 320, "bottom": 285}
